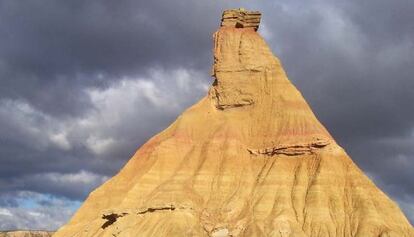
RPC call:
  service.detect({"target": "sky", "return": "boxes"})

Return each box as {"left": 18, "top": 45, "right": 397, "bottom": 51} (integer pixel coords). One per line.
{"left": 0, "top": 0, "right": 413, "bottom": 231}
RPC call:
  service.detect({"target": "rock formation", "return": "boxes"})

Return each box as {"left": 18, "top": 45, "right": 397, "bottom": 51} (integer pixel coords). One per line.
{"left": 54, "top": 9, "right": 414, "bottom": 237}
{"left": 0, "top": 231, "right": 54, "bottom": 237}
{"left": 221, "top": 8, "right": 261, "bottom": 31}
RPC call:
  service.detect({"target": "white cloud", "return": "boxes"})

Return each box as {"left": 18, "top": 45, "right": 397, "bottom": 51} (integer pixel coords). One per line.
{"left": 8, "top": 171, "right": 110, "bottom": 202}
{"left": 37, "top": 170, "right": 109, "bottom": 186}
{"left": 27, "top": 211, "right": 43, "bottom": 217}
{"left": 0, "top": 192, "right": 81, "bottom": 231}
{"left": 85, "top": 136, "right": 116, "bottom": 155}
{"left": 49, "top": 132, "right": 72, "bottom": 150}
{"left": 0, "top": 99, "right": 72, "bottom": 151}
{"left": 0, "top": 67, "right": 210, "bottom": 230}
{"left": 0, "top": 99, "right": 51, "bottom": 150}
{"left": 0, "top": 208, "right": 13, "bottom": 217}
{"left": 0, "top": 67, "right": 210, "bottom": 229}
{"left": 0, "top": 67, "right": 209, "bottom": 158}
{"left": 78, "top": 67, "right": 208, "bottom": 156}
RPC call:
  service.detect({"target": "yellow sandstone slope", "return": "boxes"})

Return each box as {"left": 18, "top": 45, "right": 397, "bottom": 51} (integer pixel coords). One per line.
{"left": 54, "top": 9, "right": 414, "bottom": 237}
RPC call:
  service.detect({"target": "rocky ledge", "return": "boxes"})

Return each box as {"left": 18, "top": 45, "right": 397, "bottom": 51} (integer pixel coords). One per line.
{"left": 221, "top": 8, "right": 261, "bottom": 31}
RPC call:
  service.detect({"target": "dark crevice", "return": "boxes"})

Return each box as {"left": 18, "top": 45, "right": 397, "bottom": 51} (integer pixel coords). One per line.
{"left": 100, "top": 205, "right": 178, "bottom": 229}
{"left": 137, "top": 206, "right": 176, "bottom": 215}
{"left": 247, "top": 139, "right": 330, "bottom": 156}
{"left": 101, "top": 213, "right": 128, "bottom": 229}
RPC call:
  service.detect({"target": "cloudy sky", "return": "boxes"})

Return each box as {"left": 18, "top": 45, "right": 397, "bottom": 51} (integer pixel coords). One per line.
{"left": 0, "top": 0, "right": 413, "bottom": 231}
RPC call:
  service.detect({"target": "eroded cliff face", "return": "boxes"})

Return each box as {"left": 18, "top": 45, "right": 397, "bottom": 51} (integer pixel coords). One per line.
{"left": 54, "top": 9, "right": 414, "bottom": 237}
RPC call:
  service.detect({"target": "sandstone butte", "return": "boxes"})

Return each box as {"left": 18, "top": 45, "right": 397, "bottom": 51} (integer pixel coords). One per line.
{"left": 54, "top": 9, "right": 414, "bottom": 237}
{"left": 0, "top": 231, "right": 54, "bottom": 237}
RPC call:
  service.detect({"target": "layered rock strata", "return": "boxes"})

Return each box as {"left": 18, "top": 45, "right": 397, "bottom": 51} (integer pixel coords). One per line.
{"left": 54, "top": 8, "right": 414, "bottom": 237}
{"left": 221, "top": 8, "right": 261, "bottom": 31}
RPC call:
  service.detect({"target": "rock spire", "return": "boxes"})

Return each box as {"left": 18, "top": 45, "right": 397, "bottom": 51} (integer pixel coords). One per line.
{"left": 54, "top": 9, "right": 414, "bottom": 237}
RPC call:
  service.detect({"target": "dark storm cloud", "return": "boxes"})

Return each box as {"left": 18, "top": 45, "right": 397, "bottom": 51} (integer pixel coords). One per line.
{"left": 0, "top": 0, "right": 233, "bottom": 203}
{"left": 0, "top": 0, "right": 413, "bottom": 230}
{"left": 0, "top": 0, "right": 218, "bottom": 202}
{"left": 0, "top": 67, "right": 209, "bottom": 200}
{"left": 0, "top": 0, "right": 223, "bottom": 117}
{"left": 0, "top": 0, "right": 211, "bottom": 75}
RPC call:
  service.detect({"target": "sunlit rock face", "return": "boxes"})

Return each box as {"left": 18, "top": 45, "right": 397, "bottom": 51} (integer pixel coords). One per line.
{"left": 54, "top": 9, "right": 414, "bottom": 237}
